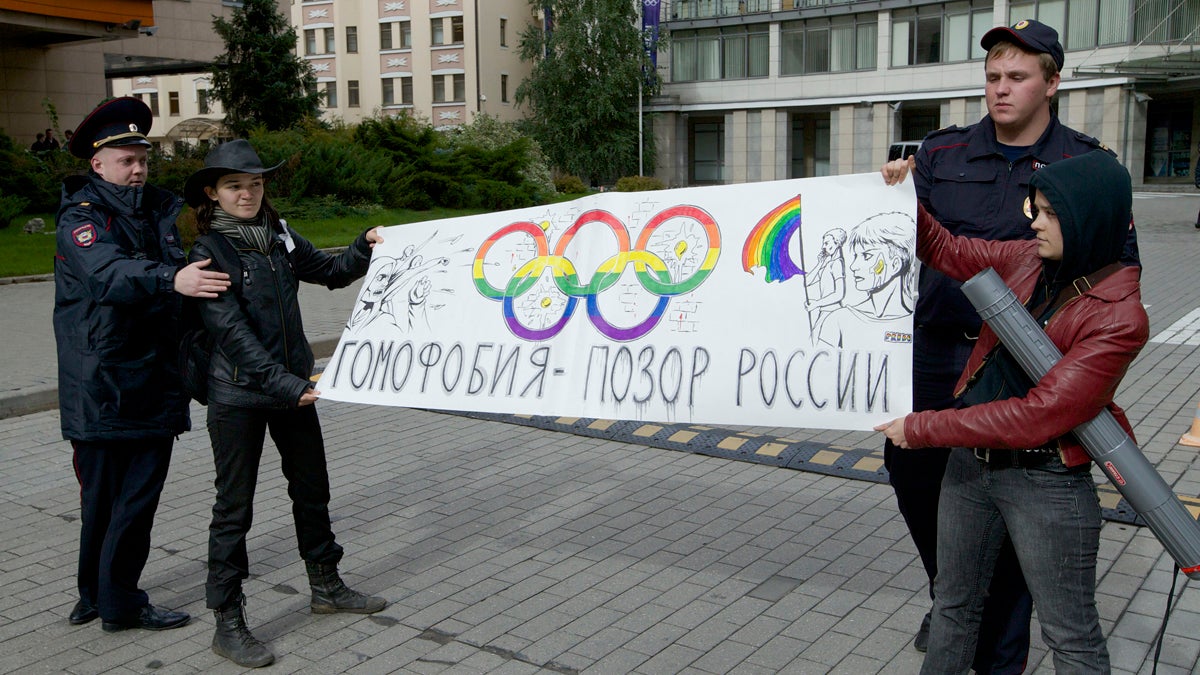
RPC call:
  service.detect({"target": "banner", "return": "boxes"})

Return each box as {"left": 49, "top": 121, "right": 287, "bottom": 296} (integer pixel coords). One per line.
{"left": 642, "top": 0, "right": 661, "bottom": 69}
{"left": 318, "top": 174, "right": 917, "bottom": 430}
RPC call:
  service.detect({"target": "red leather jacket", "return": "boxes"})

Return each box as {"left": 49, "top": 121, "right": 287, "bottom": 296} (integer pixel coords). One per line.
{"left": 905, "top": 206, "right": 1148, "bottom": 468}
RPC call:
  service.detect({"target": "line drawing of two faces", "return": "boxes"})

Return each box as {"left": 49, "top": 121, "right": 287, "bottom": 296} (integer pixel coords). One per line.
{"left": 809, "top": 211, "right": 916, "bottom": 349}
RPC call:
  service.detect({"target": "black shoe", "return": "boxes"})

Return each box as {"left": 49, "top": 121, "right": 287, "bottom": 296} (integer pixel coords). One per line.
{"left": 213, "top": 595, "right": 274, "bottom": 668}
{"left": 68, "top": 600, "right": 98, "bottom": 625}
{"left": 1194, "top": 221, "right": 1200, "bottom": 230}
{"left": 914, "top": 611, "right": 931, "bottom": 652}
{"left": 101, "top": 605, "right": 190, "bottom": 633}
{"left": 306, "top": 562, "right": 387, "bottom": 615}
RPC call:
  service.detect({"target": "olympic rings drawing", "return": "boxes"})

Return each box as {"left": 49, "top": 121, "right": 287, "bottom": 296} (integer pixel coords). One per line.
{"left": 472, "top": 206, "right": 721, "bottom": 341}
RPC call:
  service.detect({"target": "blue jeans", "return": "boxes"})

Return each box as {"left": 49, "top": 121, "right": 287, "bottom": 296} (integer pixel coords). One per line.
{"left": 921, "top": 449, "right": 1109, "bottom": 675}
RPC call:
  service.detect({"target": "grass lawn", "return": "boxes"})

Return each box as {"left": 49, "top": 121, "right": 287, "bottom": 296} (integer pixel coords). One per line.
{"left": 0, "top": 206, "right": 492, "bottom": 278}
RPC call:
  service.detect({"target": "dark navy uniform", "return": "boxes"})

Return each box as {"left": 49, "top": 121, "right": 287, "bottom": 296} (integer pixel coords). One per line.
{"left": 54, "top": 98, "right": 191, "bottom": 630}
{"left": 887, "top": 113, "right": 1140, "bottom": 673}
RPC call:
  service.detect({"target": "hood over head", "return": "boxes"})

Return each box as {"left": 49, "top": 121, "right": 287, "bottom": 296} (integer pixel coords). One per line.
{"left": 1028, "top": 150, "right": 1131, "bottom": 282}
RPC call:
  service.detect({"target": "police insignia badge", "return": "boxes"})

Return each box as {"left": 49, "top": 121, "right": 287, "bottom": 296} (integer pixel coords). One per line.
{"left": 1022, "top": 196, "right": 1033, "bottom": 219}
{"left": 72, "top": 223, "right": 97, "bottom": 247}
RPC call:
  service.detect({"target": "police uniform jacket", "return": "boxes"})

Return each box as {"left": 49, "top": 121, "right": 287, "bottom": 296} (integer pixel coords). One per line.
{"left": 53, "top": 173, "right": 190, "bottom": 441}
{"left": 912, "top": 115, "right": 1138, "bottom": 335}
{"left": 188, "top": 222, "right": 372, "bottom": 409}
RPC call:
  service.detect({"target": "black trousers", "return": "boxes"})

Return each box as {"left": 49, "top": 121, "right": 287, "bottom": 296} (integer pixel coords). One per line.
{"left": 72, "top": 437, "right": 173, "bottom": 622}
{"left": 205, "top": 402, "right": 343, "bottom": 609}
{"left": 885, "top": 327, "right": 1032, "bottom": 674}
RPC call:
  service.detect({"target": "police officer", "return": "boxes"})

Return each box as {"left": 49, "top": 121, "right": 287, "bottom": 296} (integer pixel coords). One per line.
{"left": 55, "top": 97, "right": 230, "bottom": 632}
{"left": 886, "top": 19, "right": 1140, "bottom": 671}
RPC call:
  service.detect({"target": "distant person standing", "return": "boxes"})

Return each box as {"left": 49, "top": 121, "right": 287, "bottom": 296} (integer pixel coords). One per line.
{"left": 54, "top": 97, "right": 230, "bottom": 632}
{"left": 31, "top": 132, "right": 45, "bottom": 152}
{"left": 44, "top": 128, "right": 60, "bottom": 152}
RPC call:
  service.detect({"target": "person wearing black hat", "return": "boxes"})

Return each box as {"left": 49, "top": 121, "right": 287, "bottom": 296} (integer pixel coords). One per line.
{"left": 880, "top": 150, "right": 1144, "bottom": 673}
{"left": 54, "top": 97, "right": 231, "bottom": 633}
{"left": 184, "top": 139, "right": 386, "bottom": 668}
{"left": 879, "top": 18, "right": 1140, "bottom": 672}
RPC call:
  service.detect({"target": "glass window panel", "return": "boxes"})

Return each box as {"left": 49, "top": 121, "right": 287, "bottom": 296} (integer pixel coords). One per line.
{"left": 892, "top": 19, "right": 913, "bottom": 66}
{"left": 814, "top": 119, "right": 831, "bottom": 177}
{"left": 830, "top": 24, "right": 854, "bottom": 71}
{"left": 346, "top": 26, "right": 358, "bottom": 53}
{"left": 1038, "top": 0, "right": 1066, "bottom": 39}
{"left": 400, "top": 21, "right": 412, "bottom": 48}
{"left": 748, "top": 32, "right": 769, "bottom": 77}
{"left": 452, "top": 16, "right": 464, "bottom": 43}
{"left": 970, "top": 10, "right": 990, "bottom": 59}
{"left": 1009, "top": 1, "right": 1036, "bottom": 24}
{"left": 781, "top": 26, "right": 804, "bottom": 74}
{"left": 805, "top": 27, "right": 830, "bottom": 73}
{"left": 382, "top": 79, "right": 394, "bottom": 105}
{"left": 325, "top": 28, "right": 335, "bottom": 54}
{"left": 915, "top": 16, "right": 941, "bottom": 64}
{"left": 431, "top": 18, "right": 445, "bottom": 45}
{"left": 305, "top": 29, "right": 317, "bottom": 55}
{"left": 1067, "top": 0, "right": 1098, "bottom": 48}
{"left": 348, "top": 80, "right": 360, "bottom": 107}
{"left": 945, "top": 13, "right": 970, "bottom": 61}
{"left": 324, "top": 82, "right": 336, "bottom": 108}
{"left": 1098, "top": 0, "right": 1128, "bottom": 43}
{"left": 857, "top": 22, "right": 877, "bottom": 69}
{"left": 723, "top": 33, "right": 747, "bottom": 78}
{"left": 673, "top": 36, "right": 697, "bottom": 81}
{"left": 380, "top": 24, "right": 393, "bottom": 50}
{"left": 453, "top": 74, "right": 465, "bottom": 101}
{"left": 697, "top": 34, "right": 720, "bottom": 80}
{"left": 401, "top": 77, "right": 413, "bottom": 105}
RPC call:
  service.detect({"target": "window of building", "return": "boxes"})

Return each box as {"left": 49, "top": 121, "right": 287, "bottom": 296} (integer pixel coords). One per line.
{"left": 451, "top": 16, "right": 464, "bottom": 44}
{"left": 782, "top": 15, "right": 877, "bottom": 75}
{"left": 689, "top": 117, "right": 725, "bottom": 184}
{"left": 382, "top": 78, "right": 394, "bottom": 105}
{"left": 452, "top": 74, "right": 465, "bottom": 102}
{"left": 324, "top": 27, "right": 335, "bottom": 54}
{"left": 401, "top": 77, "right": 413, "bottom": 105}
{"left": 348, "top": 80, "right": 360, "bottom": 107}
{"left": 198, "top": 90, "right": 210, "bottom": 115}
{"left": 323, "top": 81, "right": 337, "bottom": 108}
{"left": 400, "top": 21, "right": 412, "bottom": 48}
{"left": 892, "top": 2, "right": 990, "bottom": 67}
{"left": 380, "top": 23, "right": 393, "bottom": 50}
{"left": 168, "top": 91, "right": 179, "bottom": 116}
{"left": 789, "top": 113, "right": 831, "bottom": 178}
{"left": 432, "top": 75, "right": 446, "bottom": 103}
{"left": 501, "top": 73, "right": 509, "bottom": 102}
{"left": 1007, "top": 0, "right": 1183, "bottom": 49}
{"left": 500, "top": 18, "right": 508, "bottom": 47}
{"left": 432, "top": 18, "right": 445, "bottom": 45}
{"left": 346, "top": 26, "right": 358, "bottom": 53}
{"left": 671, "top": 25, "right": 768, "bottom": 82}
{"left": 305, "top": 28, "right": 318, "bottom": 55}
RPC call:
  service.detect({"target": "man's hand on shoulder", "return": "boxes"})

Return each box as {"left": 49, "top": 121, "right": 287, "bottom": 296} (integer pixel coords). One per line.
{"left": 175, "top": 258, "right": 231, "bottom": 298}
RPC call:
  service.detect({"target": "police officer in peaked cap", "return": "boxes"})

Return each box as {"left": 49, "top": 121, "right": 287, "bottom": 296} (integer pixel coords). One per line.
{"left": 54, "top": 97, "right": 230, "bottom": 632}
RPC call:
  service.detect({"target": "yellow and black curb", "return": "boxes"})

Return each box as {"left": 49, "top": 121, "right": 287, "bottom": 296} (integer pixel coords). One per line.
{"left": 457, "top": 411, "right": 1200, "bottom": 528}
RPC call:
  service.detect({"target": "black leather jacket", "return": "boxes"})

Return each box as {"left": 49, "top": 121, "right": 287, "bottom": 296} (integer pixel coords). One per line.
{"left": 53, "top": 173, "right": 190, "bottom": 441}
{"left": 188, "top": 222, "right": 372, "bottom": 408}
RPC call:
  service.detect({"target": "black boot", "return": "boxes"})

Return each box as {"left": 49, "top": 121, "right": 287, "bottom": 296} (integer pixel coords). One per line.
{"left": 306, "top": 562, "right": 387, "bottom": 614}
{"left": 212, "top": 594, "right": 275, "bottom": 668}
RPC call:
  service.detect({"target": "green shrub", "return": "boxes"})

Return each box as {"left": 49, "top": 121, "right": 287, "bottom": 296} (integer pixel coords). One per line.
{"left": 615, "top": 175, "right": 665, "bottom": 192}
{"left": 0, "top": 192, "right": 29, "bottom": 228}
{"left": 554, "top": 174, "right": 586, "bottom": 194}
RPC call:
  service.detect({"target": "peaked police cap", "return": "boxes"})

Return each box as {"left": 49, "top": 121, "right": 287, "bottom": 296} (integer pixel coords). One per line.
{"left": 69, "top": 97, "right": 153, "bottom": 159}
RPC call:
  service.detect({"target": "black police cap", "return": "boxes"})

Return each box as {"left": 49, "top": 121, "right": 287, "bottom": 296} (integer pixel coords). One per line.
{"left": 69, "top": 97, "right": 153, "bottom": 159}
{"left": 980, "top": 19, "right": 1065, "bottom": 72}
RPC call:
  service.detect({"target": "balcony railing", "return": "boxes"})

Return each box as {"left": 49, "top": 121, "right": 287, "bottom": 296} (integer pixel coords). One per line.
{"left": 665, "top": 0, "right": 865, "bottom": 21}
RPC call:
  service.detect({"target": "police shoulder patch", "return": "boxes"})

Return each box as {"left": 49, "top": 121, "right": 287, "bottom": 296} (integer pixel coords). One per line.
{"left": 72, "top": 223, "right": 97, "bottom": 248}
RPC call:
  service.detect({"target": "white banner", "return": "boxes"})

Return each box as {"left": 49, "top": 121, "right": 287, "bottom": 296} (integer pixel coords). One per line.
{"left": 317, "top": 173, "right": 916, "bottom": 430}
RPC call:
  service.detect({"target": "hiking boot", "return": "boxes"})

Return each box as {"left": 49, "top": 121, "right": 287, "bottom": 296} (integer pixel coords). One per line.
{"left": 212, "top": 594, "right": 274, "bottom": 668}
{"left": 306, "top": 562, "right": 387, "bottom": 614}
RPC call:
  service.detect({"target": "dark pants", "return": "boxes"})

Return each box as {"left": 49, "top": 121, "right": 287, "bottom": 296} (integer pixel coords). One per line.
{"left": 72, "top": 437, "right": 173, "bottom": 621}
{"left": 205, "top": 402, "right": 343, "bottom": 609}
{"left": 885, "top": 327, "right": 1032, "bottom": 674}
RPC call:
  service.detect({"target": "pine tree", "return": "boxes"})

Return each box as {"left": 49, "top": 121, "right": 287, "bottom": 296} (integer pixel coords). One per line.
{"left": 211, "top": 0, "right": 321, "bottom": 136}
{"left": 516, "top": 0, "right": 659, "bottom": 186}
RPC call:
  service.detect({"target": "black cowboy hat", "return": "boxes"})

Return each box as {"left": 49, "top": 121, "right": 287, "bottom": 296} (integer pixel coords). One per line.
{"left": 183, "top": 139, "right": 283, "bottom": 207}
{"left": 980, "top": 19, "right": 1065, "bottom": 71}
{"left": 69, "top": 97, "right": 152, "bottom": 159}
